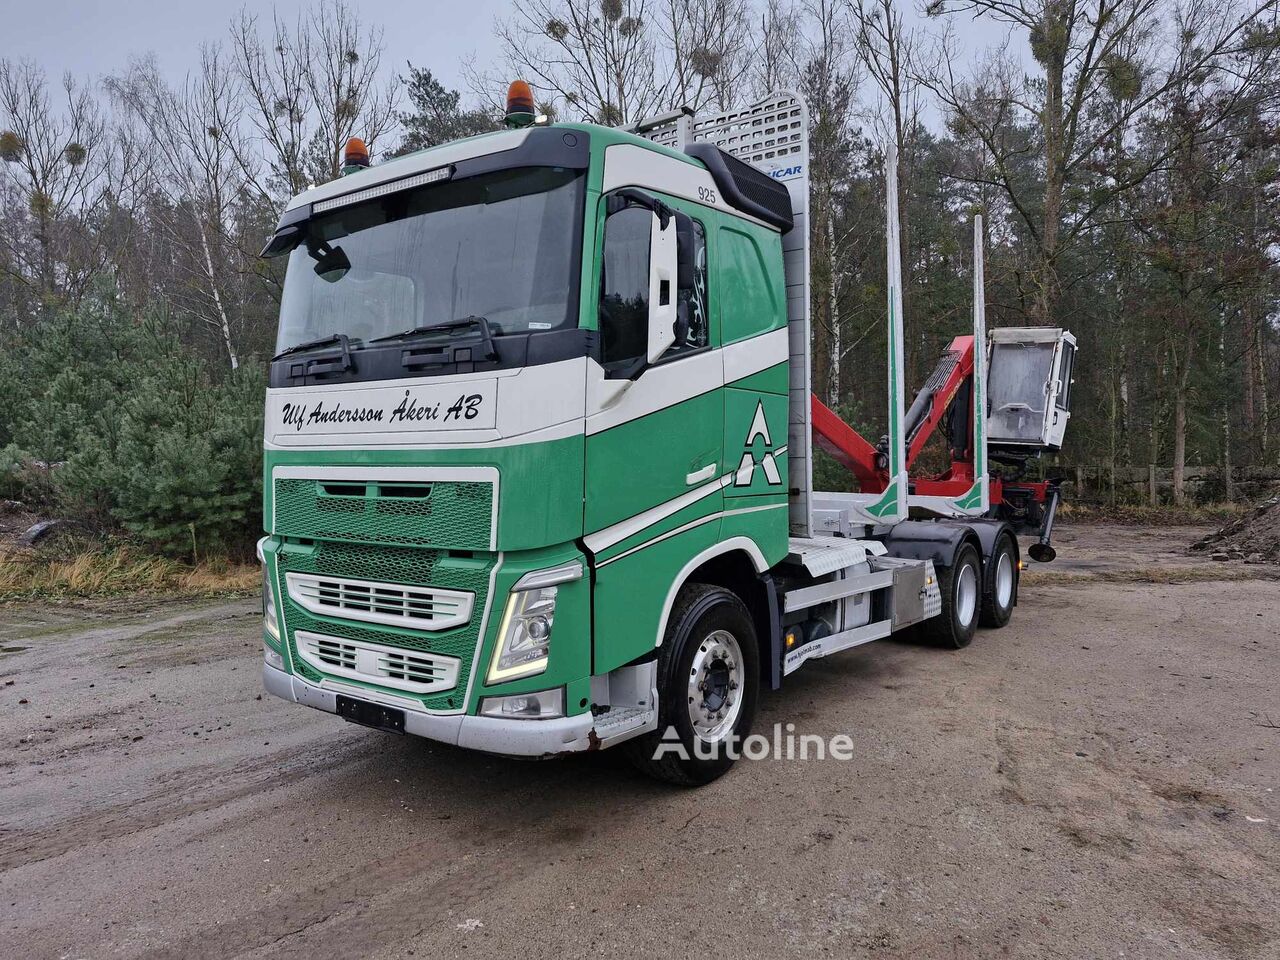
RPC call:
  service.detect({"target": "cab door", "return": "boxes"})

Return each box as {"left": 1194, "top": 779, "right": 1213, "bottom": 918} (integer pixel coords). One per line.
{"left": 718, "top": 222, "right": 789, "bottom": 503}
{"left": 583, "top": 192, "right": 722, "bottom": 539}
{"left": 986, "top": 328, "right": 1075, "bottom": 450}
{"left": 1045, "top": 335, "right": 1076, "bottom": 449}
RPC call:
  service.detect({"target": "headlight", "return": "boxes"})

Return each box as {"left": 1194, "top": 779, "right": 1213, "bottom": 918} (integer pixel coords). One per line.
{"left": 263, "top": 643, "right": 285, "bottom": 670}
{"left": 485, "top": 561, "right": 582, "bottom": 684}
{"left": 262, "top": 566, "right": 281, "bottom": 642}
{"left": 480, "top": 688, "right": 564, "bottom": 720}
{"left": 487, "top": 584, "right": 557, "bottom": 682}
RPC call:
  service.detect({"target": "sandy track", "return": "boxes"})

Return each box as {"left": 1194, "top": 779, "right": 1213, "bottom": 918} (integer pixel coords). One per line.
{"left": 1, "top": 524, "right": 1276, "bottom": 959}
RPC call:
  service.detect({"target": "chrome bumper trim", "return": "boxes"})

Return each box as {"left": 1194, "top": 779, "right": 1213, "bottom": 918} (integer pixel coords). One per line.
{"left": 263, "top": 662, "right": 598, "bottom": 756}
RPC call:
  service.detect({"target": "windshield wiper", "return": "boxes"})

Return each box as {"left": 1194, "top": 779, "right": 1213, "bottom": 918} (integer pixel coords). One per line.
{"left": 370, "top": 316, "right": 499, "bottom": 362}
{"left": 272, "top": 333, "right": 356, "bottom": 362}
{"left": 271, "top": 333, "right": 356, "bottom": 377}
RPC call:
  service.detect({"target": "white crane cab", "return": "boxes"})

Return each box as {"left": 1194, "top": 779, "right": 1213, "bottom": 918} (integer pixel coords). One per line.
{"left": 986, "top": 327, "right": 1077, "bottom": 451}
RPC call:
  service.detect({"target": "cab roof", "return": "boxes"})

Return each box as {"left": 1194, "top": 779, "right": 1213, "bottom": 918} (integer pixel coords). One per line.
{"left": 283, "top": 121, "right": 701, "bottom": 214}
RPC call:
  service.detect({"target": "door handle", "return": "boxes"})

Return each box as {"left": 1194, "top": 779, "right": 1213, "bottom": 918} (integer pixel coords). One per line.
{"left": 685, "top": 463, "right": 717, "bottom": 486}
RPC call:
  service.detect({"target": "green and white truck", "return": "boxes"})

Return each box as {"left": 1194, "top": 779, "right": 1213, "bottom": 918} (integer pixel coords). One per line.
{"left": 258, "top": 88, "right": 1075, "bottom": 784}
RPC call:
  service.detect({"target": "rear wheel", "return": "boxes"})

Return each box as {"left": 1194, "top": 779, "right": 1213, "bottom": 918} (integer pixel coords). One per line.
{"left": 624, "top": 583, "right": 760, "bottom": 787}
{"left": 925, "top": 542, "right": 981, "bottom": 649}
{"left": 980, "top": 534, "right": 1018, "bottom": 628}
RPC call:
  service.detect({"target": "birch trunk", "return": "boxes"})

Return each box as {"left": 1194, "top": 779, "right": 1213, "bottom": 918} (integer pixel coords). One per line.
{"left": 1172, "top": 339, "right": 1192, "bottom": 506}
{"left": 195, "top": 217, "right": 238, "bottom": 371}
{"left": 825, "top": 209, "right": 841, "bottom": 408}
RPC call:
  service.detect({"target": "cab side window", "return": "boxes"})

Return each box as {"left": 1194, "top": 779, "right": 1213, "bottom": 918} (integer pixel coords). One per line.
{"left": 667, "top": 216, "right": 708, "bottom": 359}
{"left": 598, "top": 201, "right": 708, "bottom": 371}
{"left": 1056, "top": 342, "right": 1075, "bottom": 411}
{"left": 599, "top": 206, "right": 651, "bottom": 369}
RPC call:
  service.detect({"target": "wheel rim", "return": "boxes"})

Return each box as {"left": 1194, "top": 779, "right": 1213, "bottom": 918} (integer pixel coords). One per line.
{"left": 995, "top": 551, "right": 1014, "bottom": 609}
{"left": 955, "top": 562, "right": 978, "bottom": 628}
{"left": 687, "top": 629, "right": 745, "bottom": 743}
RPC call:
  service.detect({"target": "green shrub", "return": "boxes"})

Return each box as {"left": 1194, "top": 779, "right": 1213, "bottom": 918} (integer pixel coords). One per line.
{"left": 3, "top": 290, "right": 264, "bottom": 556}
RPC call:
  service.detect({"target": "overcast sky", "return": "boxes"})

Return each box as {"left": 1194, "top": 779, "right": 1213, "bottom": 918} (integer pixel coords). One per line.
{"left": 6, "top": 0, "right": 1021, "bottom": 116}
{"left": 5, "top": 0, "right": 508, "bottom": 91}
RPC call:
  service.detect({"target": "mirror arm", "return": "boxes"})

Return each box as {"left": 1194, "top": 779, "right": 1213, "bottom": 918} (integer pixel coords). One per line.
{"left": 604, "top": 355, "right": 649, "bottom": 381}
{"left": 606, "top": 188, "right": 673, "bottom": 228}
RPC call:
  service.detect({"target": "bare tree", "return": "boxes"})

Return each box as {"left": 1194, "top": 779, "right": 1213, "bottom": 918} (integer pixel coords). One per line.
{"left": 752, "top": 0, "right": 803, "bottom": 97}
{"left": 852, "top": 0, "right": 926, "bottom": 161}
{"left": 851, "top": 0, "right": 931, "bottom": 377}
{"left": 229, "top": 9, "right": 312, "bottom": 199}
{"left": 484, "top": 0, "right": 762, "bottom": 122}
{"left": 661, "top": 0, "right": 755, "bottom": 111}
{"left": 487, "top": 0, "right": 667, "bottom": 125}
{"left": 925, "top": 0, "right": 1280, "bottom": 326}
{"left": 108, "top": 48, "right": 247, "bottom": 369}
{"left": 302, "top": 0, "right": 399, "bottom": 185}
{"left": 229, "top": 0, "right": 399, "bottom": 204}
{"left": 0, "top": 61, "right": 116, "bottom": 305}
{"left": 800, "top": 0, "right": 860, "bottom": 407}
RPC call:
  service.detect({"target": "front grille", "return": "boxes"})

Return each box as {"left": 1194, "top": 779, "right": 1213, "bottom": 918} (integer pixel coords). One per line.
{"left": 274, "top": 477, "right": 493, "bottom": 550}
{"left": 295, "top": 631, "right": 460, "bottom": 695}
{"left": 275, "top": 540, "right": 494, "bottom": 712}
{"left": 286, "top": 572, "right": 473, "bottom": 631}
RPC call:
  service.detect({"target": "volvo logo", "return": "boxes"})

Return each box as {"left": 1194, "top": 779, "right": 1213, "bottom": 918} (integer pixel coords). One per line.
{"left": 734, "top": 400, "right": 782, "bottom": 487}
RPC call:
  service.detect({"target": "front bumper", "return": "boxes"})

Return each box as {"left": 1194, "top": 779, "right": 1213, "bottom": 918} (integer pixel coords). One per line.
{"left": 263, "top": 661, "right": 598, "bottom": 756}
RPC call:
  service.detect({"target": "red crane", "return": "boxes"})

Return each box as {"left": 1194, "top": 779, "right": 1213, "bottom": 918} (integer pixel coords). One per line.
{"left": 811, "top": 333, "right": 1065, "bottom": 561}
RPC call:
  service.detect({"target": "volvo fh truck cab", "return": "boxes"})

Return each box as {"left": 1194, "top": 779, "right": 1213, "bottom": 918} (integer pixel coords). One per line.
{"left": 258, "top": 88, "right": 1073, "bottom": 784}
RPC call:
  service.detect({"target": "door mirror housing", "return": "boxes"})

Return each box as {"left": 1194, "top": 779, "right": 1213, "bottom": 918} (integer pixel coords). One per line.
{"left": 600, "top": 188, "right": 682, "bottom": 377}
{"left": 646, "top": 207, "right": 678, "bottom": 363}
{"left": 675, "top": 211, "right": 696, "bottom": 289}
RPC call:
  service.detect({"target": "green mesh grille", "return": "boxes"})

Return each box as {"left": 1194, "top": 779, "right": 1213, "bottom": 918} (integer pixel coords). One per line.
{"left": 311, "top": 538, "right": 443, "bottom": 583}
{"left": 274, "top": 478, "right": 493, "bottom": 550}
{"left": 275, "top": 540, "right": 495, "bottom": 712}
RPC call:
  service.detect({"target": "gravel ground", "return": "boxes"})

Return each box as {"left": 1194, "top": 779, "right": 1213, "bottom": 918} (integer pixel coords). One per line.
{"left": 1, "top": 523, "right": 1277, "bottom": 960}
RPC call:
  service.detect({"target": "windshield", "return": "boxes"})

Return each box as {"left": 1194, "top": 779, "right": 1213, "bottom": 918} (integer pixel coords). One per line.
{"left": 275, "top": 166, "right": 585, "bottom": 355}
{"left": 988, "top": 341, "right": 1054, "bottom": 443}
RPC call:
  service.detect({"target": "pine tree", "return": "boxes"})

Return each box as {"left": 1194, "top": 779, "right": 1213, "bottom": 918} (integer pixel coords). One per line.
{"left": 392, "top": 66, "right": 498, "bottom": 156}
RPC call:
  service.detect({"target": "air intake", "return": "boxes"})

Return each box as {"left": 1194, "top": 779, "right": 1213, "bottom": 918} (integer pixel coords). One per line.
{"left": 285, "top": 572, "right": 474, "bottom": 631}
{"left": 684, "top": 142, "right": 794, "bottom": 232}
{"left": 294, "top": 630, "right": 460, "bottom": 694}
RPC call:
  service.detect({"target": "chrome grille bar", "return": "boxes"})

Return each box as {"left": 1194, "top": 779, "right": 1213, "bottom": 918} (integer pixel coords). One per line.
{"left": 294, "top": 630, "right": 460, "bottom": 694}
{"left": 286, "top": 572, "right": 473, "bottom": 631}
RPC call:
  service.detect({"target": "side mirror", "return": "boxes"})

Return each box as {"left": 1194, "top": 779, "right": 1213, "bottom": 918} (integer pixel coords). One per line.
{"left": 312, "top": 242, "right": 351, "bottom": 283}
{"left": 646, "top": 209, "right": 678, "bottom": 363}
{"left": 260, "top": 224, "right": 301, "bottom": 259}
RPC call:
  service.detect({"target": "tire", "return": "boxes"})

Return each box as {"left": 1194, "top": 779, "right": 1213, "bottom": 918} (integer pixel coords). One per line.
{"left": 980, "top": 533, "right": 1018, "bottom": 628}
{"left": 925, "top": 542, "right": 981, "bottom": 649}
{"left": 624, "top": 583, "right": 760, "bottom": 786}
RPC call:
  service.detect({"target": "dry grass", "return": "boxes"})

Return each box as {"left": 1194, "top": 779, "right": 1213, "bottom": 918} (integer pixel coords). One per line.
{"left": 0, "top": 545, "right": 258, "bottom": 600}
{"left": 1022, "top": 565, "right": 1280, "bottom": 587}
{"left": 1058, "top": 501, "right": 1244, "bottom": 526}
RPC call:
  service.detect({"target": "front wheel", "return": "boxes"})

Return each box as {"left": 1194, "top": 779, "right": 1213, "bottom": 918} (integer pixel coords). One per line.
{"left": 980, "top": 533, "right": 1018, "bottom": 628}
{"left": 925, "top": 542, "right": 981, "bottom": 649}
{"left": 624, "top": 583, "right": 760, "bottom": 786}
